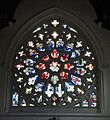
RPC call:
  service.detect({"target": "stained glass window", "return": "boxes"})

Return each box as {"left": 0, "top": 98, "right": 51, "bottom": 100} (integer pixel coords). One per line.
{"left": 12, "top": 19, "right": 97, "bottom": 108}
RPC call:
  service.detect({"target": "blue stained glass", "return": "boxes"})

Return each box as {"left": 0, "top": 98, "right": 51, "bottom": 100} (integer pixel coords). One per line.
{"left": 71, "top": 75, "right": 82, "bottom": 85}
{"left": 74, "top": 59, "right": 86, "bottom": 67}
{"left": 29, "top": 49, "right": 39, "bottom": 58}
{"left": 24, "top": 58, "right": 36, "bottom": 66}
{"left": 56, "top": 39, "right": 64, "bottom": 50}
{"left": 28, "top": 75, "right": 38, "bottom": 85}
{"left": 12, "top": 92, "right": 19, "bottom": 106}
{"left": 71, "top": 52, "right": 77, "bottom": 58}
{"left": 45, "top": 84, "right": 54, "bottom": 97}
{"left": 64, "top": 82, "right": 74, "bottom": 92}
{"left": 71, "top": 49, "right": 81, "bottom": 58}
{"left": 56, "top": 84, "right": 64, "bottom": 97}
{"left": 12, "top": 19, "right": 97, "bottom": 107}
{"left": 23, "top": 67, "right": 35, "bottom": 75}
{"left": 35, "top": 82, "right": 45, "bottom": 92}
{"left": 46, "top": 39, "right": 54, "bottom": 50}
{"left": 64, "top": 43, "right": 74, "bottom": 52}
{"left": 74, "top": 68, "right": 87, "bottom": 75}
{"left": 36, "top": 43, "right": 45, "bottom": 51}
{"left": 90, "top": 91, "right": 97, "bottom": 107}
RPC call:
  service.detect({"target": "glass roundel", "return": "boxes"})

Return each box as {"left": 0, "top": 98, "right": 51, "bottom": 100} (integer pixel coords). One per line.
{"left": 12, "top": 19, "right": 97, "bottom": 107}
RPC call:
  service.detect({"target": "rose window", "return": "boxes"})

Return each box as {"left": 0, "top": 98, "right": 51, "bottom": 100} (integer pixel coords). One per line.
{"left": 12, "top": 19, "right": 97, "bottom": 107}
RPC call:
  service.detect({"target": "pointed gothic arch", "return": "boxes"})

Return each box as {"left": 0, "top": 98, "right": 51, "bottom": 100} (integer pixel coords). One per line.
{"left": 5, "top": 8, "right": 103, "bottom": 114}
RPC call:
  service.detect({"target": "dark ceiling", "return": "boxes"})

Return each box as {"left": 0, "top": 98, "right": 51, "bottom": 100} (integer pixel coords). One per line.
{"left": 0, "top": 0, "right": 110, "bottom": 31}
{"left": 0, "top": 0, "right": 21, "bottom": 30}
{"left": 89, "top": 0, "right": 110, "bottom": 30}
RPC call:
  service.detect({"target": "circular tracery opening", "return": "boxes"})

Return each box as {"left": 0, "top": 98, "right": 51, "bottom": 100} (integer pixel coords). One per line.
{"left": 12, "top": 19, "right": 97, "bottom": 107}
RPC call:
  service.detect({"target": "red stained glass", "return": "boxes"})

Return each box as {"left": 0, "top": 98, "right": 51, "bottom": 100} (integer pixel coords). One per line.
{"left": 12, "top": 19, "right": 97, "bottom": 107}
{"left": 64, "top": 63, "right": 74, "bottom": 70}
{"left": 41, "top": 72, "right": 50, "bottom": 80}
{"left": 51, "top": 49, "right": 59, "bottom": 58}
{"left": 42, "top": 55, "right": 49, "bottom": 62}
{"left": 36, "top": 63, "right": 46, "bottom": 70}
{"left": 60, "top": 72, "right": 69, "bottom": 80}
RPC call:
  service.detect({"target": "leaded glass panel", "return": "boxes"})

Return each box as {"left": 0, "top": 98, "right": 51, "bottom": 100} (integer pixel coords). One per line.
{"left": 12, "top": 19, "right": 97, "bottom": 107}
